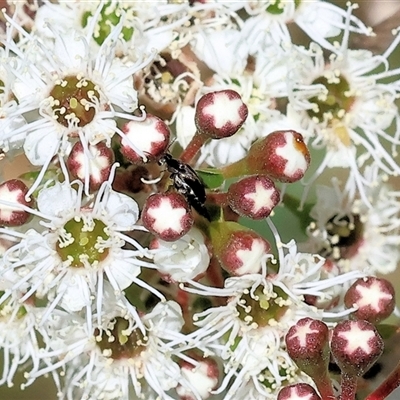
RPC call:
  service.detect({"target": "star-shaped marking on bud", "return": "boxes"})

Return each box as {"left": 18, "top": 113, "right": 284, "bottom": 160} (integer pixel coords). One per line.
{"left": 286, "top": 319, "right": 321, "bottom": 348}
{"left": 244, "top": 181, "right": 277, "bottom": 213}
{"left": 278, "top": 383, "right": 322, "bottom": 400}
{"left": 148, "top": 198, "right": 187, "bottom": 233}
{"left": 276, "top": 131, "right": 309, "bottom": 178}
{"left": 344, "top": 277, "right": 395, "bottom": 323}
{"left": 142, "top": 193, "right": 194, "bottom": 241}
{"left": 121, "top": 114, "right": 170, "bottom": 163}
{"left": 355, "top": 280, "right": 393, "bottom": 312}
{"left": 203, "top": 92, "right": 244, "bottom": 129}
{"left": 196, "top": 90, "right": 248, "bottom": 139}
{"left": 235, "top": 238, "right": 268, "bottom": 275}
{"left": 338, "top": 324, "right": 375, "bottom": 355}
{"left": 0, "top": 179, "right": 32, "bottom": 226}
{"left": 67, "top": 142, "right": 113, "bottom": 190}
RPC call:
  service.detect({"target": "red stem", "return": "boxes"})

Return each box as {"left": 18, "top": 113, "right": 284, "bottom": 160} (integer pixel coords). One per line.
{"left": 340, "top": 373, "right": 358, "bottom": 400}
{"left": 207, "top": 192, "right": 228, "bottom": 207}
{"left": 179, "top": 131, "right": 208, "bottom": 164}
{"left": 206, "top": 257, "right": 224, "bottom": 287}
{"left": 177, "top": 288, "right": 195, "bottom": 332}
{"left": 365, "top": 360, "right": 400, "bottom": 400}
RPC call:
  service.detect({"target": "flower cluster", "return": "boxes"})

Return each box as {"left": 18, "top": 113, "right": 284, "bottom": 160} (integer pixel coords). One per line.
{"left": 0, "top": 1, "right": 400, "bottom": 400}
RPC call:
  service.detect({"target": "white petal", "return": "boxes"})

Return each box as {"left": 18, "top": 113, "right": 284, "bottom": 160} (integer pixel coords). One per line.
{"left": 103, "top": 190, "right": 139, "bottom": 229}
{"left": 24, "top": 126, "right": 59, "bottom": 166}
{"left": 37, "top": 183, "right": 78, "bottom": 218}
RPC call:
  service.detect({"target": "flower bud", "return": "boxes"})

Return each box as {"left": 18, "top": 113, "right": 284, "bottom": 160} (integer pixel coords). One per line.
{"left": 285, "top": 318, "right": 330, "bottom": 376}
{"left": 344, "top": 277, "right": 395, "bottom": 324}
{"left": 67, "top": 141, "right": 114, "bottom": 190}
{"left": 330, "top": 319, "right": 384, "bottom": 377}
{"left": 209, "top": 221, "right": 270, "bottom": 275}
{"left": 227, "top": 175, "right": 280, "bottom": 219}
{"left": 120, "top": 114, "right": 170, "bottom": 164}
{"left": 0, "top": 179, "right": 32, "bottom": 226}
{"left": 222, "top": 130, "right": 310, "bottom": 183}
{"left": 195, "top": 90, "right": 248, "bottom": 139}
{"left": 176, "top": 357, "right": 219, "bottom": 400}
{"left": 278, "top": 383, "right": 321, "bottom": 400}
{"left": 142, "top": 192, "right": 194, "bottom": 241}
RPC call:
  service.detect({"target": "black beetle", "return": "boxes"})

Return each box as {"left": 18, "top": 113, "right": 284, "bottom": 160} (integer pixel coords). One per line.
{"left": 159, "top": 153, "right": 210, "bottom": 221}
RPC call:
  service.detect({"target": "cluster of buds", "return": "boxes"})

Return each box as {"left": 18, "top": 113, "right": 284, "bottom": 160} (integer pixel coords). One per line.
{"left": 1, "top": 2, "right": 400, "bottom": 400}
{"left": 283, "top": 276, "right": 397, "bottom": 400}
{"left": 138, "top": 90, "right": 311, "bottom": 278}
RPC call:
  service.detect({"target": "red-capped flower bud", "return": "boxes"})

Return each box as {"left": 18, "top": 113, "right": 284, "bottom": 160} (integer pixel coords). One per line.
{"left": 176, "top": 357, "right": 219, "bottom": 400}
{"left": 330, "top": 320, "right": 384, "bottom": 377}
{"left": 227, "top": 175, "right": 280, "bottom": 219}
{"left": 142, "top": 192, "right": 193, "bottom": 241}
{"left": 286, "top": 318, "right": 330, "bottom": 373}
{"left": 120, "top": 114, "right": 170, "bottom": 164}
{"left": 209, "top": 221, "right": 270, "bottom": 275}
{"left": 278, "top": 383, "right": 321, "bottom": 400}
{"left": 0, "top": 179, "right": 32, "bottom": 226}
{"left": 195, "top": 90, "right": 248, "bottom": 139}
{"left": 344, "top": 277, "right": 395, "bottom": 324}
{"left": 222, "top": 130, "right": 310, "bottom": 183}
{"left": 285, "top": 318, "right": 336, "bottom": 398}
{"left": 67, "top": 141, "right": 114, "bottom": 190}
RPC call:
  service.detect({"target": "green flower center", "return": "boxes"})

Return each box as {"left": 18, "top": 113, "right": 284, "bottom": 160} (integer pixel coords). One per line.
{"left": 266, "top": 0, "right": 301, "bottom": 14}
{"left": 56, "top": 217, "right": 110, "bottom": 268}
{"left": 259, "top": 361, "right": 298, "bottom": 390}
{"left": 82, "top": 2, "right": 134, "bottom": 46}
{"left": 49, "top": 75, "right": 100, "bottom": 128}
{"left": 95, "top": 317, "right": 148, "bottom": 360}
{"left": 237, "top": 285, "right": 289, "bottom": 328}
{"left": 308, "top": 74, "right": 356, "bottom": 146}
{"left": 0, "top": 291, "right": 27, "bottom": 319}
{"left": 308, "top": 74, "right": 355, "bottom": 121}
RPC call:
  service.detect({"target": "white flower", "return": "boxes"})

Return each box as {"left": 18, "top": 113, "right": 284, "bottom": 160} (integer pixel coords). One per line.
{"left": 32, "top": 299, "right": 190, "bottom": 400}
{"left": 185, "top": 235, "right": 360, "bottom": 399}
{"left": 0, "top": 171, "right": 157, "bottom": 325}
{"left": 3, "top": 8, "right": 154, "bottom": 195}
{"left": 152, "top": 227, "right": 210, "bottom": 283}
{"left": 301, "top": 166, "right": 400, "bottom": 275}
{"left": 34, "top": 1, "right": 190, "bottom": 56}
{"left": 0, "top": 291, "right": 43, "bottom": 387}
{"left": 286, "top": 17, "right": 400, "bottom": 203}
{"left": 241, "top": 1, "right": 370, "bottom": 53}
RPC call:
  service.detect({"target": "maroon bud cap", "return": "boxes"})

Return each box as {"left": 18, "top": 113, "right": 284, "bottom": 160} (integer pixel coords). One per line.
{"left": 0, "top": 179, "right": 32, "bottom": 226}
{"left": 120, "top": 114, "right": 170, "bottom": 164}
{"left": 330, "top": 320, "right": 384, "bottom": 377}
{"left": 278, "top": 383, "right": 321, "bottom": 400}
{"left": 248, "top": 130, "right": 310, "bottom": 182}
{"left": 285, "top": 318, "right": 330, "bottom": 377}
{"left": 209, "top": 221, "right": 270, "bottom": 275}
{"left": 142, "top": 192, "right": 193, "bottom": 241}
{"left": 176, "top": 357, "right": 219, "bottom": 400}
{"left": 344, "top": 277, "right": 395, "bottom": 324}
{"left": 195, "top": 90, "right": 248, "bottom": 139}
{"left": 227, "top": 175, "right": 280, "bottom": 219}
{"left": 67, "top": 141, "right": 114, "bottom": 190}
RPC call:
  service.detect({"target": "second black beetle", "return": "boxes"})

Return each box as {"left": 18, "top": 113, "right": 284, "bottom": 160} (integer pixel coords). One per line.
{"left": 159, "top": 153, "right": 210, "bottom": 221}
